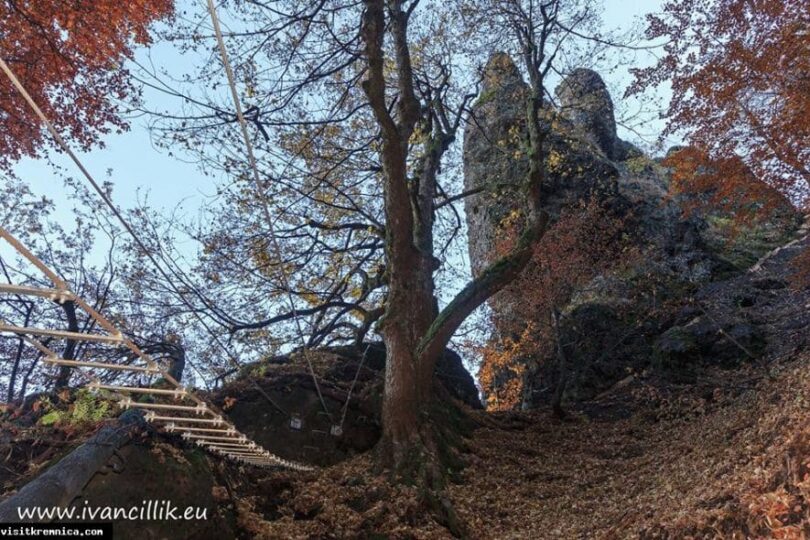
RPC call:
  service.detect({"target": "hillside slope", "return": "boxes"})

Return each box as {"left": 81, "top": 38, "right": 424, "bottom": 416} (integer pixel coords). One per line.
{"left": 222, "top": 236, "right": 808, "bottom": 539}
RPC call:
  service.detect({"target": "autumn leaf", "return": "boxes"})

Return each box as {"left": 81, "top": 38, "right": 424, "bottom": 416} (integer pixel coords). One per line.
{"left": 223, "top": 396, "right": 238, "bottom": 411}
{"left": 630, "top": 0, "right": 808, "bottom": 217}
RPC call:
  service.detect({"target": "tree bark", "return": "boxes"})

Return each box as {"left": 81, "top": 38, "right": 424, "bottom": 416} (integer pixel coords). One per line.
{"left": 54, "top": 300, "right": 79, "bottom": 389}
{"left": 551, "top": 307, "right": 568, "bottom": 419}
{"left": 379, "top": 322, "right": 434, "bottom": 465}
{"left": 361, "top": 0, "right": 441, "bottom": 475}
{"left": 358, "top": 0, "right": 556, "bottom": 483}
{"left": 7, "top": 306, "right": 33, "bottom": 403}
{"left": 0, "top": 410, "right": 146, "bottom": 522}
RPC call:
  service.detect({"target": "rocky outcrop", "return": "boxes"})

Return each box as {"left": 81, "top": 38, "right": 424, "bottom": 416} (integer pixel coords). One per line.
{"left": 654, "top": 221, "right": 810, "bottom": 372}
{"left": 464, "top": 53, "right": 803, "bottom": 411}
{"left": 324, "top": 342, "right": 482, "bottom": 411}
{"left": 464, "top": 53, "right": 620, "bottom": 332}
{"left": 555, "top": 68, "right": 632, "bottom": 161}
{"left": 0, "top": 410, "right": 146, "bottom": 522}
{"left": 464, "top": 54, "right": 622, "bottom": 279}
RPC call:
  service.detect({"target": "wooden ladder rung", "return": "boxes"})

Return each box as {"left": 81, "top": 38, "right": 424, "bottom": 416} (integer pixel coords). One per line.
{"left": 144, "top": 413, "right": 224, "bottom": 425}
{"left": 227, "top": 455, "right": 274, "bottom": 462}
{"left": 210, "top": 446, "right": 265, "bottom": 454}
{"left": 0, "top": 283, "right": 74, "bottom": 302}
{"left": 164, "top": 425, "right": 236, "bottom": 435}
{"left": 220, "top": 451, "right": 274, "bottom": 460}
{"left": 216, "top": 448, "right": 266, "bottom": 456}
{"left": 219, "top": 450, "right": 267, "bottom": 457}
{"left": 120, "top": 399, "right": 207, "bottom": 414}
{"left": 43, "top": 357, "right": 160, "bottom": 374}
{"left": 181, "top": 433, "right": 246, "bottom": 443}
{"left": 89, "top": 382, "right": 186, "bottom": 398}
{"left": 197, "top": 441, "right": 257, "bottom": 449}
{"left": 197, "top": 440, "right": 256, "bottom": 448}
{"left": 0, "top": 324, "right": 123, "bottom": 344}
{"left": 0, "top": 229, "right": 300, "bottom": 471}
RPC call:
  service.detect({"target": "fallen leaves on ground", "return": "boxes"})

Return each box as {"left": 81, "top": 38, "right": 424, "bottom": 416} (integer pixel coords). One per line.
{"left": 240, "top": 351, "right": 809, "bottom": 539}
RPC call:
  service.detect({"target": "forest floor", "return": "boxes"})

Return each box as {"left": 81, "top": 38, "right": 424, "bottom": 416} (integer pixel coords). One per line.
{"left": 2, "top": 342, "right": 806, "bottom": 540}
{"left": 235, "top": 348, "right": 809, "bottom": 539}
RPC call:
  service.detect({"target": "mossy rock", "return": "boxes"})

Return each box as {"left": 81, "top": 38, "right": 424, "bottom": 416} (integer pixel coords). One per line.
{"left": 653, "top": 326, "right": 700, "bottom": 370}
{"left": 702, "top": 211, "right": 801, "bottom": 271}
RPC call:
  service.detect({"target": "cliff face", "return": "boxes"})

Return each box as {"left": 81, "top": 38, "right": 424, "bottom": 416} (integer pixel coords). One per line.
{"left": 464, "top": 54, "right": 803, "bottom": 410}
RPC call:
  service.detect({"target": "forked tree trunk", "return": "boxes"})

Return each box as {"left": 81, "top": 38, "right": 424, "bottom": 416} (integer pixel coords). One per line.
{"left": 360, "top": 0, "right": 551, "bottom": 489}
{"left": 361, "top": 0, "right": 441, "bottom": 475}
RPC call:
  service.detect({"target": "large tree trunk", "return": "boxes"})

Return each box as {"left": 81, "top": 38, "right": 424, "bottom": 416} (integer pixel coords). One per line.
{"left": 0, "top": 410, "right": 146, "bottom": 522}
{"left": 376, "top": 190, "right": 439, "bottom": 474}
{"left": 379, "top": 329, "right": 432, "bottom": 464}
{"left": 359, "top": 1, "right": 552, "bottom": 495}
{"left": 361, "top": 0, "right": 440, "bottom": 476}
{"left": 380, "top": 315, "right": 435, "bottom": 472}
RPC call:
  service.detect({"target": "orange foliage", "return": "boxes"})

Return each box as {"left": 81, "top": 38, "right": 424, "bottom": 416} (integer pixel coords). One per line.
{"left": 740, "top": 428, "right": 810, "bottom": 539}
{"left": 477, "top": 323, "right": 534, "bottom": 411}
{"left": 664, "top": 146, "right": 791, "bottom": 222}
{"left": 631, "top": 0, "right": 809, "bottom": 207}
{"left": 477, "top": 200, "right": 633, "bottom": 410}
{"left": 0, "top": 0, "right": 174, "bottom": 169}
